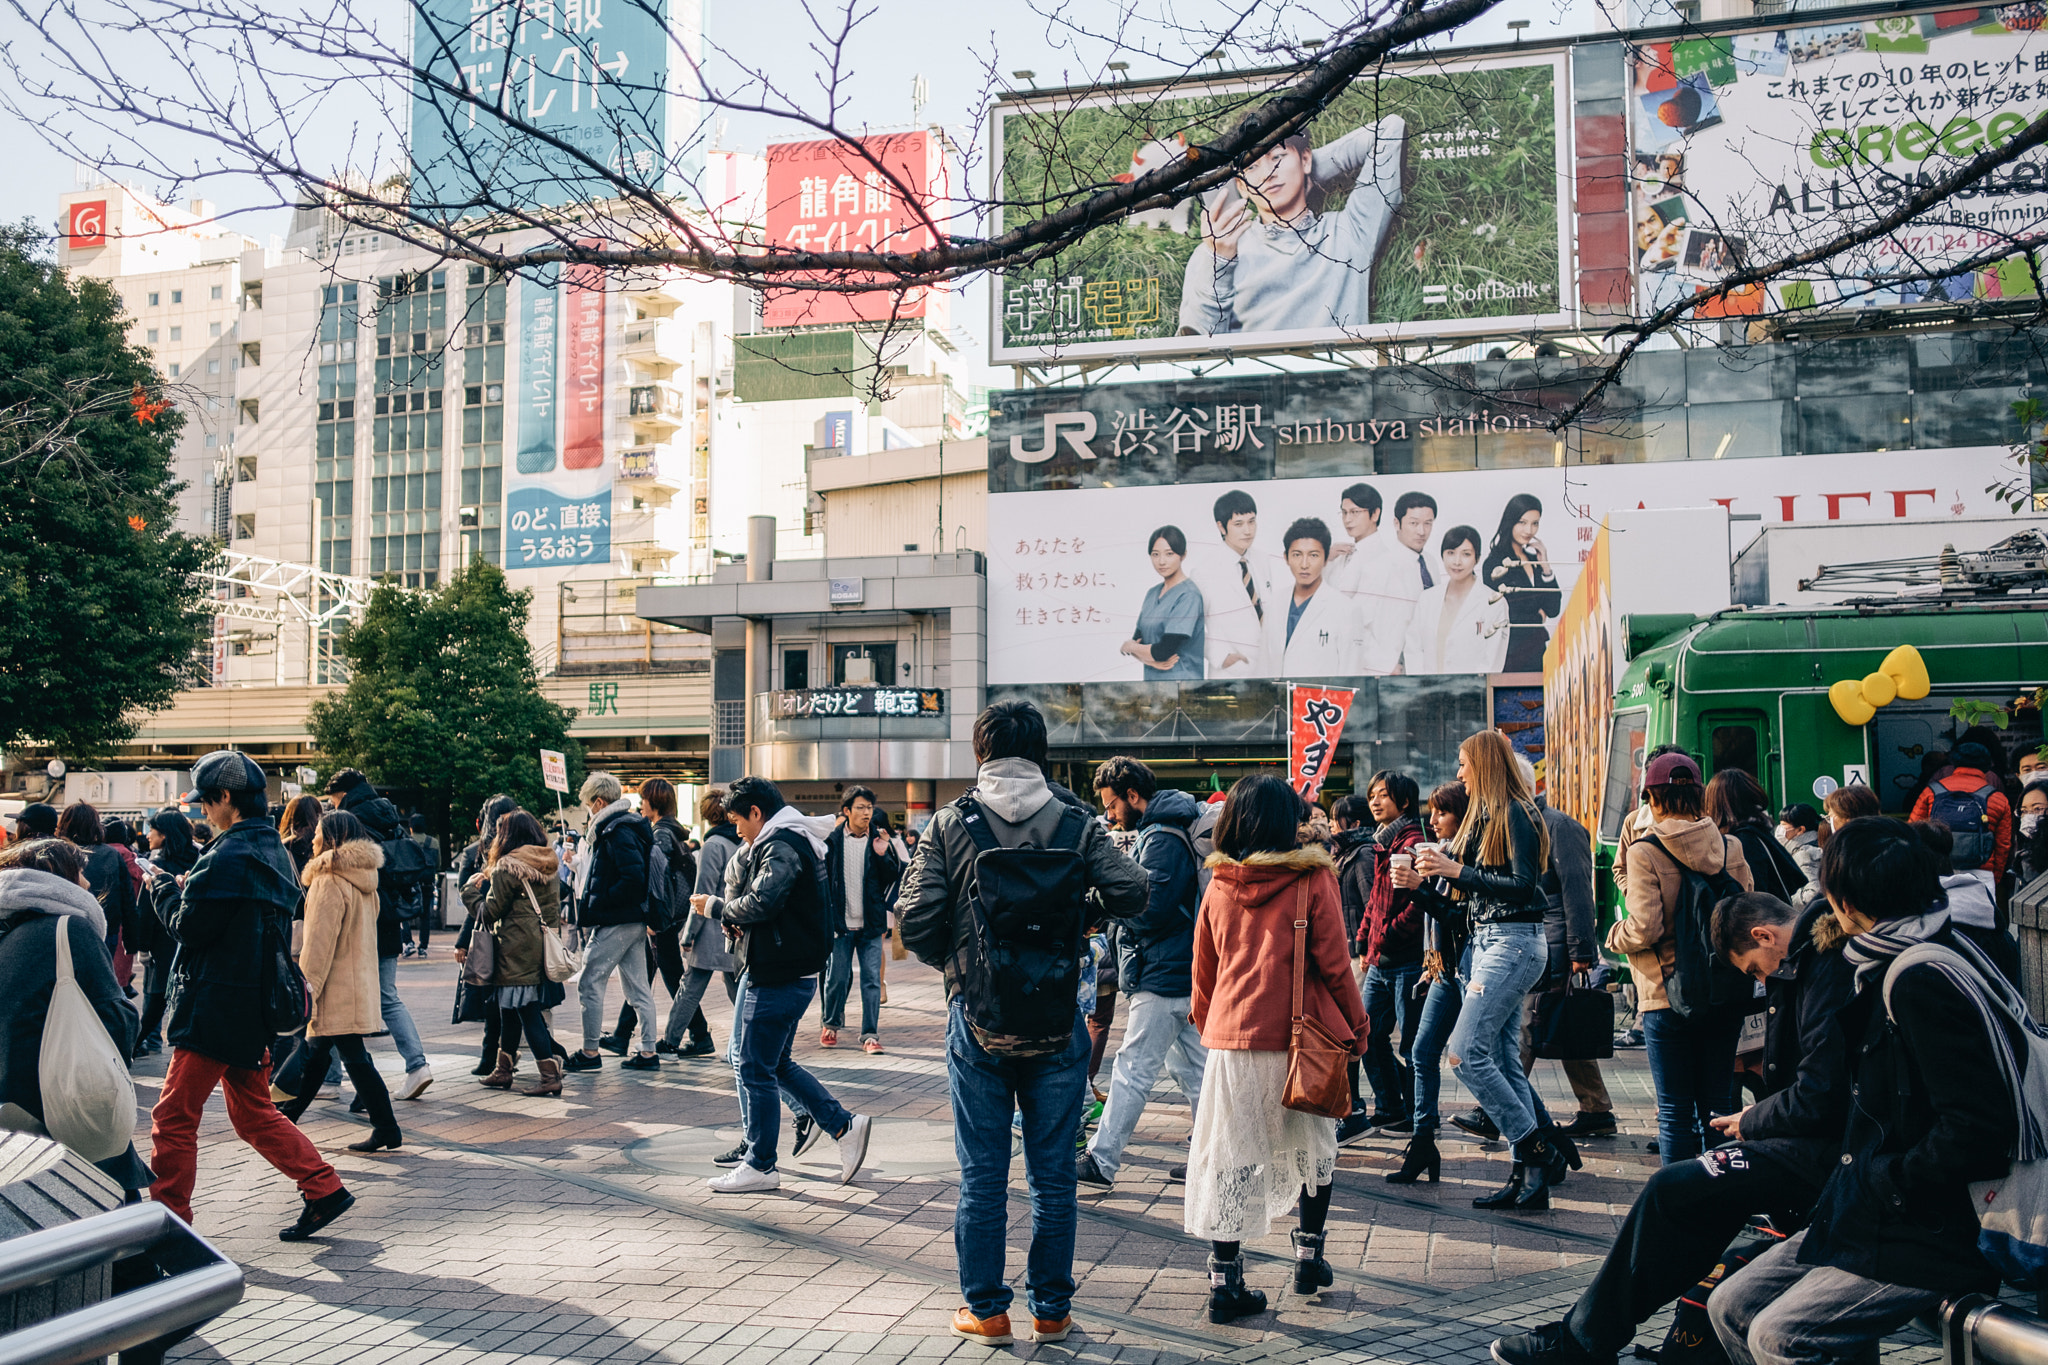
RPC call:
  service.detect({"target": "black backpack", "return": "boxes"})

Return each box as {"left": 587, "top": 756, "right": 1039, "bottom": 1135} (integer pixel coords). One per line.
{"left": 1639, "top": 832, "right": 1749, "bottom": 1019}
{"left": 378, "top": 834, "right": 436, "bottom": 927}
{"left": 955, "top": 795, "right": 1091, "bottom": 1057}
{"left": 646, "top": 822, "right": 695, "bottom": 933}
{"left": 1928, "top": 777, "right": 1997, "bottom": 871}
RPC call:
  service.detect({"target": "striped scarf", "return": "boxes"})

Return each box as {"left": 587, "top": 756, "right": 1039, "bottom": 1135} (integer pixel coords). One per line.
{"left": 1841, "top": 907, "right": 1951, "bottom": 992}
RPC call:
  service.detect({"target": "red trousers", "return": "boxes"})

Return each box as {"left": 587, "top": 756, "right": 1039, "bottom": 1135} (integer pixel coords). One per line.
{"left": 149, "top": 1047, "right": 341, "bottom": 1224}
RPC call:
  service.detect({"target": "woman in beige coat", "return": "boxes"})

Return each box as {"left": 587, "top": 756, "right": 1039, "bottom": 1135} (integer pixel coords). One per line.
{"left": 277, "top": 811, "right": 402, "bottom": 1151}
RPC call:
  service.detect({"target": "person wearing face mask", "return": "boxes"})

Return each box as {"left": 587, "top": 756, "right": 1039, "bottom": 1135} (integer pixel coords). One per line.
{"left": 2016, "top": 778, "right": 2048, "bottom": 889}
{"left": 1774, "top": 805, "right": 1824, "bottom": 911}
{"left": 1821, "top": 785, "right": 1880, "bottom": 833}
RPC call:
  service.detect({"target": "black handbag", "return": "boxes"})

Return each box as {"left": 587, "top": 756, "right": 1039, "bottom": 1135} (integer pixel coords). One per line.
{"left": 1531, "top": 980, "right": 1615, "bottom": 1061}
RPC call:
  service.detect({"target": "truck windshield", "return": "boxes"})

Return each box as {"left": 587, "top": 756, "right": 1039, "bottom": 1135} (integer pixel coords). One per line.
{"left": 1599, "top": 708, "right": 1651, "bottom": 843}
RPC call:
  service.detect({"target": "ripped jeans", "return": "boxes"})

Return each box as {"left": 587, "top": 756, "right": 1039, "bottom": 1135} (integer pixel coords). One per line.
{"left": 1446, "top": 921, "right": 1551, "bottom": 1145}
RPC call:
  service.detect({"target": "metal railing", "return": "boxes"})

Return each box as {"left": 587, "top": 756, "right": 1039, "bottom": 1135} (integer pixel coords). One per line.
{"left": 0, "top": 1202, "right": 245, "bottom": 1365}
{"left": 1931, "top": 1294, "right": 2048, "bottom": 1365}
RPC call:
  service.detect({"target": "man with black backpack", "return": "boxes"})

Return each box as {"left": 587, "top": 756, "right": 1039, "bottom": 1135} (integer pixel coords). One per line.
{"left": 1076, "top": 756, "right": 1207, "bottom": 1192}
{"left": 691, "top": 776, "right": 872, "bottom": 1193}
{"left": 566, "top": 772, "right": 662, "bottom": 1073}
{"left": 153, "top": 751, "right": 354, "bottom": 1242}
{"left": 1909, "top": 740, "right": 2014, "bottom": 879}
{"left": 899, "top": 701, "right": 1147, "bottom": 1347}
{"left": 324, "top": 769, "right": 434, "bottom": 1100}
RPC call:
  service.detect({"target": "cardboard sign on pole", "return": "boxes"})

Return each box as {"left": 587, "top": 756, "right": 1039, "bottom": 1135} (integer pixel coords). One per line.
{"left": 540, "top": 749, "right": 569, "bottom": 794}
{"left": 1288, "top": 685, "right": 1356, "bottom": 804}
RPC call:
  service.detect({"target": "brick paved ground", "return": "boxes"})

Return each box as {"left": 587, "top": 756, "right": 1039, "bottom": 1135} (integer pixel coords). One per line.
{"left": 139, "top": 954, "right": 1937, "bottom": 1365}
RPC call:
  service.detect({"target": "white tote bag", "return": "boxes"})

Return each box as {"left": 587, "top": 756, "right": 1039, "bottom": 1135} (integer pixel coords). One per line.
{"left": 40, "top": 916, "right": 138, "bottom": 1163}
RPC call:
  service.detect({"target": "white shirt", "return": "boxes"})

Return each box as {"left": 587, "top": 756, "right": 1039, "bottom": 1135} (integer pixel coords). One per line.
{"left": 1400, "top": 579, "right": 1510, "bottom": 674}
{"left": 1333, "top": 534, "right": 1425, "bottom": 674}
{"left": 1191, "top": 543, "right": 1280, "bottom": 678}
{"left": 842, "top": 831, "right": 866, "bottom": 931}
{"left": 1267, "top": 583, "right": 1367, "bottom": 678}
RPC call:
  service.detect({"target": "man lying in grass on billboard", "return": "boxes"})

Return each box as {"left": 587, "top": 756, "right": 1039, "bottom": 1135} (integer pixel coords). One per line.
{"left": 1177, "top": 116, "right": 1407, "bottom": 337}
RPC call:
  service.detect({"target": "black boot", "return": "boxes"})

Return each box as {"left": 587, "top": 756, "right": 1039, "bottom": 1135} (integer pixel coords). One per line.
{"left": 1291, "top": 1230, "right": 1334, "bottom": 1295}
{"left": 1386, "top": 1130, "right": 1441, "bottom": 1184}
{"left": 1472, "top": 1162, "right": 1526, "bottom": 1209}
{"left": 1542, "top": 1121, "right": 1583, "bottom": 1171}
{"left": 1206, "top": 1254, "right": 1268, "bottom": 1324}
{"left": 1510, "top": 1131, "right": 1569, "bottom": 1212}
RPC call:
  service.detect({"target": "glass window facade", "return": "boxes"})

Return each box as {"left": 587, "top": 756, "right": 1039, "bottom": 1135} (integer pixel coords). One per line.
{"left": 371, "top": 271, "right": 447, "bottom": 586}
{"left": 459, "top": 267, "right": 506, "bottom": 566}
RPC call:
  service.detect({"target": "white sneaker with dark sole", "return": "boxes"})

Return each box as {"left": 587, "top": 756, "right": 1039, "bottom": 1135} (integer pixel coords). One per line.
{"left": 706, "top": 1164, "right": 780, "bottom": 1193}
{"left": 839, "top": 1114, "right": 873, "bottom": 1185}
{"left": 396, "top": 1067, "right": 434, "bottom": 1100}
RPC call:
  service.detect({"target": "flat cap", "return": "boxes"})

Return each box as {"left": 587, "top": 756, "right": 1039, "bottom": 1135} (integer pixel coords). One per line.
{"left": 192, "top": 749, "right": 267, "bottom": 794}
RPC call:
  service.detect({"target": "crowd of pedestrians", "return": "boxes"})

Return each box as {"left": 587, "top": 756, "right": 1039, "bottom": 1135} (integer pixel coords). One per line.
{"left": 1, "top": 701, "right": 2044, "bottom": 1361}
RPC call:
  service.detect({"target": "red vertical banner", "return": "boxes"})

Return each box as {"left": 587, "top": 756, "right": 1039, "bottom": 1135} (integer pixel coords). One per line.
{"left": 1288, "top": 684, "right": 1357, "bottom": 804}
{"left": 562, "top": 240, "right": 606, "bottom": 470}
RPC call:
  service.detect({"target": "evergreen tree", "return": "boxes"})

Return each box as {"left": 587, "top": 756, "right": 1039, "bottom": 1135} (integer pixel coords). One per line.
{"left": 309, "top": 559, "right": 583, "bottom": 845}
{"left": 0, "top": 219, "right": 213, "bottom": 756}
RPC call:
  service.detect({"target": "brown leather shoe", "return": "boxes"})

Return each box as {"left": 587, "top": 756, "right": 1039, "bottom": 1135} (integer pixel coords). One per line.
{"left": 950, "top": 1307, "right": 1013, "bottom": 1346}
{"left": 1033, "top": 1314, "right": 1074, "bottom": 1342}
{"left": 479, "top": 1050, "right": 517, "bottom": 1089}
{"left": 518, "top": 1056, "right": 563, "bottom": 1097}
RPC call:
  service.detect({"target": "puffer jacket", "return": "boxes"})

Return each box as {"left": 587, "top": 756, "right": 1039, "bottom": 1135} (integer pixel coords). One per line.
{"left": 465, "top": 845, "right": 561, "bottom": 986}
{"left": 1110, "top": 789, "right": 1203, "bottom": 998}
{"left": 298, "top": 839, "right": 384, "bottom": 1038}
{"left": 575, "top": 799, "right": 652, "bottom": 928}
{"left": 1361, "top": 817, "right": 1425, "bottom": 967}
{"left": 898, "top": 758, "right": 1146, "bottom": 1000}
{"left": 1741, "top": 903, "right": 1855, "bottom": 1190}
{"left": 1609, "top": 814, "right": 1754, "bottom": 1012}
{"left": 1192, "top": 845, "right": 1369, "bottom": 1053}
{"left": 711, "top": 807, "right": 831, "bottom": 987}
{"left": 1781, "top": 828, "right": 1824, "bottom": 910}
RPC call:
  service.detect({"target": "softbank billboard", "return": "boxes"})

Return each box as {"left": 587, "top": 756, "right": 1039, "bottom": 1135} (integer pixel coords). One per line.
{"left": 987, "top": 371, "right": 2018, "bottom": 686}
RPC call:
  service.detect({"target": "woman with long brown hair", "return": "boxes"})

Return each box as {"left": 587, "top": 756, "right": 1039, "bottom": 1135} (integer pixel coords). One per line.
{"left": 1384, "top": 779, "right": 1471, "bottom": 1184}
{"left": 1185, "top": 775, "right": 1369, "bottom": 1322}
{"left": 278, "top": 794, "right": 324, "bottom": 873}
{"left": 1415, "top": 730, "right": 1577, "bottom": 1211}
{"left": 465, "top": 811, "right": 566, "bottom": 1097}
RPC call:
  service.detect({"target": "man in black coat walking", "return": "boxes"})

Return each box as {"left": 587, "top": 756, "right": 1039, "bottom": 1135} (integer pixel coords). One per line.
{"left": 150, "top": 751, "right": 353, "bottom": 1242}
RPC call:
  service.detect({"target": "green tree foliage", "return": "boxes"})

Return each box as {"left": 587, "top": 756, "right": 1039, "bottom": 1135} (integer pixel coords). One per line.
{"left": 0, "top": 219, "right": 213, "bottom": 757}
{"left": 309, "top": 559, "right": 582, "bottom": 842}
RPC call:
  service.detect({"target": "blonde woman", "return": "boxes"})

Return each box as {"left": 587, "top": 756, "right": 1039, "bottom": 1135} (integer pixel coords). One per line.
{"left": 1414, "top": 730, "right": 1575, "bottom": 1211}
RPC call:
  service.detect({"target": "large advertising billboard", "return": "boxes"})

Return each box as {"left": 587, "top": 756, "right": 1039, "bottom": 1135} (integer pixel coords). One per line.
{"left": 507, "top": 262, "right": 611, "bottom": 570}
{"left": 761, "top": 132, "right": 950, "bottom": 328}
{"left": 1632, "top": 11, "right": 2048, "bottom": 318}
{"left": 992, "top": 53, "right": 1570, "bottom": 362}
{"left": 410, "top": 0, "right": 702, "bottom": 210}
{"left": 987, "top": 377, "right": 2019, "bottom": 686}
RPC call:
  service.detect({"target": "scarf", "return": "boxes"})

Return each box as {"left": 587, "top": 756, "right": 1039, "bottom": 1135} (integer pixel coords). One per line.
{"left": 1842, "top": 906, "right": 1952, "bottom": 992}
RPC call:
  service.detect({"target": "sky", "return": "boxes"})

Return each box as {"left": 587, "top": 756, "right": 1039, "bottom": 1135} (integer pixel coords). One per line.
{"left": 0, "top": 0, "right": 1607, "bottom": 376}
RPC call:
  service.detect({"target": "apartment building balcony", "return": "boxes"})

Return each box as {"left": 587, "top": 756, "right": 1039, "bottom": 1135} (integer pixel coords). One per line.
{"left": 620, "top": 383, "right": 687, "bottom": 433}
{"left": 619, "top": 317, "right": 688, "bottom": 375}
{"left": 618, "top": 442, "right": 689, "bottom": 494}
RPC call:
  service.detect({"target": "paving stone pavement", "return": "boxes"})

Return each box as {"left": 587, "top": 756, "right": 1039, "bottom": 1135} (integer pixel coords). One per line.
{"left": 132, "top": 954, "right": 1938, "bottom": 1364}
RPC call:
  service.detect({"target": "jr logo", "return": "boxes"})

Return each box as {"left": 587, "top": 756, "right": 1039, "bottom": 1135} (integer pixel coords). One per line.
{"left": 1009, "top": 411, "right": 1098, "bottom": 464}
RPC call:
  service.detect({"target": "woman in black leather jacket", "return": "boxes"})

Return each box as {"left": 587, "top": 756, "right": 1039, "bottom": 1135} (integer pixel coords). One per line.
{"left": 1413, "top": 730, "right": 1580, "bottom": 1212}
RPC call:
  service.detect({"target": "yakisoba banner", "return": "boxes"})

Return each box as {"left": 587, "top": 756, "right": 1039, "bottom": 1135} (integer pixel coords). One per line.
{"left": 1631, "top": 9, "right": 2048, "bottom": 318}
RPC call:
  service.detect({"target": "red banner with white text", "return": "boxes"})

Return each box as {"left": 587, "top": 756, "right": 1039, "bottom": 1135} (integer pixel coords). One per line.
{"left": 1289, "top": 685, "right": 1357, "bottom": 804}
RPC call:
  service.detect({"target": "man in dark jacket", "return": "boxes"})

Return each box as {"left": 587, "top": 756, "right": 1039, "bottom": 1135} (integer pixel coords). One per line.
{"left": 565, "top": 772, "right": 661, "bottom": 1071}
{"left": 1077, "top": 757, "right": 1206, "bottom": 1191}
{"left": 820, "top": 786, "right": 902, "bottom": 1052}
{"left": 1353, "top": 772, "right": 1425, "bottom": 1140}
{"left": 898, "top": 703, "right": 1146, "bottom": 1346}
{"left": 1332, "top": 793, "right": 1378, "bottom": 1134}
{"left": 151, "top": 751, "right": 353, "bottom": 1242}
{"left": 1493, "top": 886, "right": 1857, "bottom": 1365}
{"left": 323, "top": 769, "right": 433, "bottom": 1099}
{"left": 1710, "top": 818, "right": 2022, "bottom": 1365}
{"left": 693, "top": 776, "right": 871, "bottom": 1193}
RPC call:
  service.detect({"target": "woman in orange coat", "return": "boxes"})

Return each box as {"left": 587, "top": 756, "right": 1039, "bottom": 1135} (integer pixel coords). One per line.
{"left": 1186, "top": 774, "right": 1370, "bottom": 1324}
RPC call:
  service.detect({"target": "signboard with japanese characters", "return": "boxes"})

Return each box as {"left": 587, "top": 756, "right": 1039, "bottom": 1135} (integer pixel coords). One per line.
{"left": 761, "top": 131, "right": 950, "bottom": 328}
{"left": 508, "top": 256, "right": 612, "bottom": 570}
{"left": 986, "top": 373, "right": 2019, "bottom": 685}
{"left": 409, "top": 0, "right": 703, "bottom": 211}
{"left": 1289, "top": 685, "right": 1357, "bottom": 802}
{"left": 770, "top": 688, "right": 945, "bottom": 719}
{"left": 1631, "top": 12, "right": 2048, "bottom": 319}
{"left": 992, "top": 52, "right": 1569, "bottom": 362}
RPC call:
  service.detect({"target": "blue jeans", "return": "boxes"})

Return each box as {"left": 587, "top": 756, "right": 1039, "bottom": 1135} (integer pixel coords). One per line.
{"left": 1362, "top": 962, "right": 1420, "bottom": 1118}
{"left": 1642, "top": 1005, "right": 1741, "bottom": 1165}
{"left": 1448, "top": 923, "right": 1551, "bottom": 1144}
{"left": 1086, "top": 991, "right": 1205, "bottom": 1177}
{"left": 1410, "top": 949, "right": 1466, "bottom": 1134}
{"left": 378, "top": 955, "right": 427, "bottom": 1073}
{"left": 737, "top": 975, "right": 851, "bottom": 1172}
{"left": 728, "top": 975, "right": 809, "bottom": 1137}
{"left": 948, "top": 998, "right": 1089, "bottom": 1321}
{"left": 823, "top": 934, "right": 884, "bottom": 1036}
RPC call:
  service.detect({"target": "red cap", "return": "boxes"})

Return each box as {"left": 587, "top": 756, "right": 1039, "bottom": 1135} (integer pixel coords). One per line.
{"left": 1645, "top": 752, "right": 1702, "bottom": 788}
{"left": 1207, "top": 791, "right": 1228, "bottom": 804}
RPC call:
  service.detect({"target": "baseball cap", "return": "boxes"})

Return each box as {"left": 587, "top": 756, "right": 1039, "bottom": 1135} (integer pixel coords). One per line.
{"left": 1644, "top": 752, "right": 1702, "bottom": 788}
{"left": 16, "top": 803, "right": 57, "bottom": 839}
{"left": 191, "top": 749, "right": 267, "bottom": 795}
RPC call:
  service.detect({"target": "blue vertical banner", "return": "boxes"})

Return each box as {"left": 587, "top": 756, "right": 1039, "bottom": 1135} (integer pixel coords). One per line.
{"left": 507, "top": 267, "right": 611, "bottom": 570}
{"left": 517, "top": 264, "right": 558, "bottom": 474}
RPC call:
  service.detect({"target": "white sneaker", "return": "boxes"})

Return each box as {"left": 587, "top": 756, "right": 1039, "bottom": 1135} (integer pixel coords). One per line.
{"left": 316, "top": 1084, "right": 342, "bottom": 1101}
{"left": 396, "top": 1066, "right": 434, "bottom": 1100}
{"left": 706, "top": 1164, "right": 780, "bottom": 1193}
{"left": 838, "top": 1113, "right": 872, "bottom": 1185}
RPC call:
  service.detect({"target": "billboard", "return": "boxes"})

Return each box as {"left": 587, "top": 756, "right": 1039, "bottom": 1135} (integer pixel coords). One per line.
{"left": 761, "top": 132, "right": 950, "bottom": 328}
{"left": 67, "top": 201, "right": 105, "bottom": 250}
{"left": 410, "top": 0, "right": 701, "bottom": 210}
{"left": 992, "top": 53, "right": 1569, "bottom": 362}
{"left": 988, "top": 380, "right": 2019, "bottom": 686}
{"left": 1631, "top": 13, "right": 2048, "bottom": 318}
{"left": 507, "top": 262, "right": 611, "bottom": 570}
